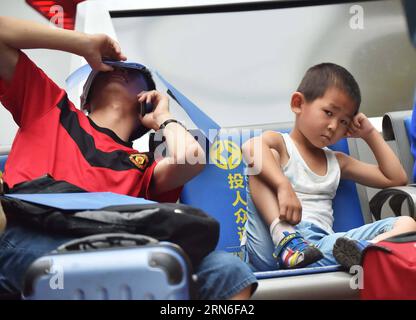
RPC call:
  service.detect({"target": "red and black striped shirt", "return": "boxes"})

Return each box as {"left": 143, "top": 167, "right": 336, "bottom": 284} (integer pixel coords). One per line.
{"left": 0, "top": 52, "right": 180, "bottom": 202}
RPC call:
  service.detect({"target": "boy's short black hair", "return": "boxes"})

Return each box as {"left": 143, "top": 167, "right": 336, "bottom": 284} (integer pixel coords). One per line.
{"left": 297, "top": 63, "right": 361, "bottom": 111}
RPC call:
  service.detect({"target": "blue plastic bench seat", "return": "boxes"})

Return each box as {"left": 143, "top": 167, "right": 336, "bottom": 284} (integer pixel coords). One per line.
{"left": 254, "top": 265, "right": 342, "bottom": 280}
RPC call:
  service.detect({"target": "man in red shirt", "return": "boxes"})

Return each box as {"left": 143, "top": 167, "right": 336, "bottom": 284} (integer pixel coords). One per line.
{"left": 0, "top": 16, "right": 257, "bottom": 299}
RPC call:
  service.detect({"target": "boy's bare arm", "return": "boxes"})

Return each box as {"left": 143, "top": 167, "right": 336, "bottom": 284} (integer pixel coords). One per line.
{"left": 337, "top": 113, "right": 408, "bottom": 188}
{"left": 242, "top": 131, "right": 302, "bottom": 224}
{"left": 0, "top": 16, "right": 126, "bottom": 82}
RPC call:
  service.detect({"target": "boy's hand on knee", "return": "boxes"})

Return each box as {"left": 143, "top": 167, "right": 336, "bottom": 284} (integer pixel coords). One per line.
{"left": 276, "top": 180, "right": 302, "bottom": 225}
{"left": 82, "top": 34, "right": 127, "bottom": 72}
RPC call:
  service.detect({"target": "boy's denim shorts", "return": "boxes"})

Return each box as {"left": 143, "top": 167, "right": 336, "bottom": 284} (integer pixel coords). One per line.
{"left": 243, "top": 192, "right": 398, "bottom": 272}
{"left": 0, "top": 223, "right": 257, "bottom": 299}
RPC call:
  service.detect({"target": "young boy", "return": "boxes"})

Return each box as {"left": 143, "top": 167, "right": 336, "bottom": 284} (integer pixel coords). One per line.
{"left": 242, "top": 63, "right": 416, "bottom": 271}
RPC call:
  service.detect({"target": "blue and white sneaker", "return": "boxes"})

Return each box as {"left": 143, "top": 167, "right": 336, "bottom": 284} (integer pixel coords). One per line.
{"left": 272, "top": 231, "right": 323, "bottom": 269}
{"left": 333, "top": 237, "right": 372, "bottom": 269}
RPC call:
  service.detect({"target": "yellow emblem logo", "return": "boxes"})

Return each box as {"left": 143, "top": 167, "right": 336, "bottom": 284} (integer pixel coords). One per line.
{"left": 210, "top": 140, "right": 242, "bottom": 170}
{"left": 129, "top": 153, "right": 148, "bottom": 170}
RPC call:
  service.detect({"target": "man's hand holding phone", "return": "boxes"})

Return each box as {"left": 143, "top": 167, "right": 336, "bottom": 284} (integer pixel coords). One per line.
{"left": 137, "top": 90, "right": 172, "bottom": 131}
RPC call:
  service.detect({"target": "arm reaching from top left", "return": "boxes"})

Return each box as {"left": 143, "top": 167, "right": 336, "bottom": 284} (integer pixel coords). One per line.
{"left": 0, "top": 16, "right": 126, "bottom": 82}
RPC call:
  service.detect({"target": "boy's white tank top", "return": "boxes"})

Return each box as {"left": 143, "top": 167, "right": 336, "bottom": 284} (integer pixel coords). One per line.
{"left": 280, "top": 133, "right": 340, "bottom": 233}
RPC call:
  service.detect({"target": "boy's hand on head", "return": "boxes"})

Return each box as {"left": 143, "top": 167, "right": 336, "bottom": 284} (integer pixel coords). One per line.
{"left": 346, "top": 112, "right": 375, "bottom": 139}
{"left": 276, "top": 180, "right": 302, "bottom": 225}
{"left": 137, "top": 90, "right": 172, "bottom": 131}
{"left": 83, "top": 34, "right": 127, "bottom": 72}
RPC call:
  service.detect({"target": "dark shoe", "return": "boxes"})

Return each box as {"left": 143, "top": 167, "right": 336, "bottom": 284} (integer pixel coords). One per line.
{"left": 333, "top": 237, "right": 371, "bottom": 269}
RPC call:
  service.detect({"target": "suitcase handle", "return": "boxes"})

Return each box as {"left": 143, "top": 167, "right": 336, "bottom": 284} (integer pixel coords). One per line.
{"left": 55, "top": 233, "right": 158, "bottom": 252}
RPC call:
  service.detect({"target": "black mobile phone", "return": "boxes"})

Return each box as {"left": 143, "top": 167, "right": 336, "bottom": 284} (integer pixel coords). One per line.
{"left": 139, "top": 101, "right": 154, "bottom": 117}
{"left": 131, "top": 101, "right": 154, "bottom": 141}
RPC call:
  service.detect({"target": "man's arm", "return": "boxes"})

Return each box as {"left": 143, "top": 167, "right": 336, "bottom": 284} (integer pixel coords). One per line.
{"left": 337, "top": 113, "right": 408, "bottom": 188}
{"left": 0, "top": 16, "right": 126, "bottom": 83}
{"left": 138, "top": 91, "right": 206, "bottom": 196}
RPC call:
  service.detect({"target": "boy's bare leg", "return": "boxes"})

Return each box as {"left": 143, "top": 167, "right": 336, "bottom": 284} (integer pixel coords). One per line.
{"left": 248, "top": 149, "right": 282, "bottom": 226}
{"left": 334, "top": 216, "right": 416, "bottom": 269}
{"left": 229, "top": 285, "right": 253, "bottom": 300}
{"left": 371, "top": 216, "right": 416, "bottom": 242}
{"left": 248, "top": 174, "right": 281, "bottom": 226}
